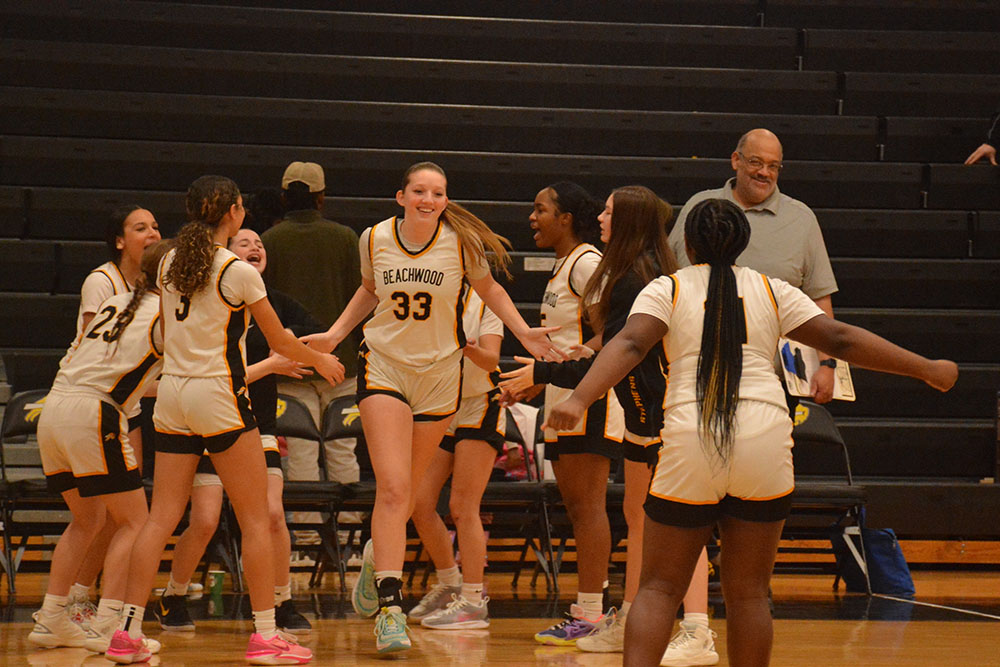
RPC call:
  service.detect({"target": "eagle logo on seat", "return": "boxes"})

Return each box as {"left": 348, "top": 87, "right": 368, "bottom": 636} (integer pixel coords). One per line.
{"left": 793, "top": 404, "right": 810, "bottom": 427}
{"left": 23, "top": 396, "right": 48, "bottom": 423}
{"left": 275, "top": 398, "right": 287, "bottom": 419}
{"left": 342, "top": 405, "right": 361, "bottom": 427}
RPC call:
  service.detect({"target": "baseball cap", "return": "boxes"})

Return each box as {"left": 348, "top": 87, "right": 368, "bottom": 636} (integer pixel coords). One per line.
{"left": 281, "top": 161, "right": 325, "bottom": 192}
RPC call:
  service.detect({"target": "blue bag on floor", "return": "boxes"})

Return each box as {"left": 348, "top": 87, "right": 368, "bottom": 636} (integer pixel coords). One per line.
{"left": 831, "top": 524, "right": 915, "bottom": 598}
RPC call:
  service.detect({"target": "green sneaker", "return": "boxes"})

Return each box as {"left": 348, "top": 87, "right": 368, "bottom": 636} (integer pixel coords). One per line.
{"left": 351, "top": 539, "right": 378, "bottom": 618}
{"left": 374, "top": 607, "right": 411, "bottom": 653}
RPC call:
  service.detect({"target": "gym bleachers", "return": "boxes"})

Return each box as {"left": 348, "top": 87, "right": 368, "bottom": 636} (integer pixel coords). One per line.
{"left": 1, "top": 0, "right": 998, "bottom": 538}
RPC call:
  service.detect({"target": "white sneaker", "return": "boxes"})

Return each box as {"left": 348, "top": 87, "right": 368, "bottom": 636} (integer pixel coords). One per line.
{"left": 27, "top": 609, "right": 87, "bottom": 648}
{"left": 67, "top": 599, "right": 97, "bottom": 630}
{"left": 421, "top": 595, "right": 490, "bottom": 630}
{"left": 576, "top": 607, "right": 624, "bottom": 653}
{"left": 84, "top": 612, "right": 162, "bottom": 654}
{"left": 660, "top": 620, "right": 719, "bottom": 666}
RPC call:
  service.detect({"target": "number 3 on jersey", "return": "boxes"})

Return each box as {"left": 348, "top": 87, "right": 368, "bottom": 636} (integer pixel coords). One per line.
{"left": 391, "top": 291, "right": 432, "bottom": 321}
{"left": 175, "top": 295, "right": 191, "bottom": 321}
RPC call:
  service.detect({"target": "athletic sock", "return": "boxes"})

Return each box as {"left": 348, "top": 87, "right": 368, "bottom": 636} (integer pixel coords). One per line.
{"left": 96, "top": 598, "right": 123, "bottom": 622}
{"left": 375, "top": 573, "right": 404, "bottom": 613}
{"left": 436, "top": 565, "right": 461, "bottom": 587}
{"left": 620, "top": 600, "right": 632, "bottom": 617}
{"left": 684, "top": 612, "right": 710, "bottom": 629}
{"left": 274, "top": 583, "right": 292, "bottom": 606}
{"left": 164, "top": 577, "right": 189, "bottom": 598}
{"left": 121, "top": 605, "right": 145, "bottom": 639}
{"left": 576, "top": 592, "right": 604, "bottom": 620}
{"left": 252, "top": 608, "right": 277, "bottom": 640}
{"left": 40, "top": 593, "right": 69, "bottom": 617}
{"left": 68, "top": 583, "right": 91, "bottom": 604}
{"left": 461, "top": 582, "right": 484, "bottom": 603}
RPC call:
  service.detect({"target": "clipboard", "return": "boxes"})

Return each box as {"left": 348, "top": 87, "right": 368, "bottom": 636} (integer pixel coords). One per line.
{"left": 779, "top": 338, "right": 856, "bottom": 401}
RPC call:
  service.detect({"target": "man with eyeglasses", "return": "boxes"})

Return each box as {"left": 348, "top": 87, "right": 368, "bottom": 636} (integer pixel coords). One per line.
{"left": 661, "top": 127, "right": 839, "bottom": 666}
{"left": 668, "top": 128, "right": 838, "bottom": 400}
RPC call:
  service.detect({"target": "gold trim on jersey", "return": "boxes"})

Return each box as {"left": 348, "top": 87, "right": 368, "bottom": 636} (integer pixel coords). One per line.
{"left": 742, "top": 487, "right": 795, "bottom": 502}
{"left": 148, "top": 314, "right": 163, "bottom": 357}
{"left": 392, "top": 216, "right": 442, "bottom": 258}
{"left": 566, "top": 248, "right": 601, "bottom": 298}
{"left": 216, "top": 257, "right": 244, "bottom": 311}
{"left": 647, "top": 489, "right": 720, "bottom": 505}
{"left": 110, "top": 262, "right": 130, "bottom": 291}
{"left": 761, "top": 274, "right": 779, "bottom": 315}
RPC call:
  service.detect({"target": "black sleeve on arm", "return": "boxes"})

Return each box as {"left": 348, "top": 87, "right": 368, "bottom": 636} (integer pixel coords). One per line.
{"left": 269, "top": 289, "right": 323, "bottom": 337}
{"left": 533, "top": 358, "right": 594, "bottom": 388}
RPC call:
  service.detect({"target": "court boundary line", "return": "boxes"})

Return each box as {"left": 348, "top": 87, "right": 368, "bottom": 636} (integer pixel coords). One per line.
{"left": 874, "top": 594, "right": 1000, "bottom": 621}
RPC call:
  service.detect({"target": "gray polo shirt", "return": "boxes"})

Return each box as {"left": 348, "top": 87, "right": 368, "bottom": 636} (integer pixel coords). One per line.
{"left": 667, "top": 178, "right": 838, "bottom": 300}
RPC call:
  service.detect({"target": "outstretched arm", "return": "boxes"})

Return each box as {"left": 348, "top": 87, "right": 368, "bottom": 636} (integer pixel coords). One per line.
{"left": 544, "top": 313, "right": 667, "bottom": 430}
{"left": 248, "top": 296, "right": 345, "bottom": 386}
{"left": 787, "top": 314, "right": 957, "bottom": 392}
{"left": 300, "top": 280, "right": 378, "bottom": 354}
{"left": 469, "top": 272, "right": 565, "bottom": 362}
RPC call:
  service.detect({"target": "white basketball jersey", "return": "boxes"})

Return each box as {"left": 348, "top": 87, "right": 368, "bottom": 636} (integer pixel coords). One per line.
{"left": 539, "top": 243, "right": 601, "bottom": 354}
{"left": 53, "top": 291, "right": 163, "bottom": 414}
{"left": 461, "top": 287, "right": 504, "bottom": 398}
{"left": 157, "top": 246, "right": 267, "bottom": 379}
{"left": 363, "top": 217, "right": 483, "bottom": 370}
{"left": 630, "top": 265, "right": 825, "bottom": 411}
{"left": 76, "top": 261, "right": 130, "bottom": 338}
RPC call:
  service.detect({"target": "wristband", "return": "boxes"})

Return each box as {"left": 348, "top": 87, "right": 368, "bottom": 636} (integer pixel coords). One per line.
{"left": 818, "top": 359, "right": 837, "bottom": 369}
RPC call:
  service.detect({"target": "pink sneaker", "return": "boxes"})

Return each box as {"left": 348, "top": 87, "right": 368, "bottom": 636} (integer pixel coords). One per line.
{"left": 105, "top": 629, "right": 152, "bottom": 664}
{"left": 246, "top": 632, "right": 313, "bottom": 665}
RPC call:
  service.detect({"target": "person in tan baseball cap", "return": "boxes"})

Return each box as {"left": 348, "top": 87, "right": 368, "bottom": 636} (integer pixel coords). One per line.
{"left": 281, "top": 161, "right": 325, "bottom": 193}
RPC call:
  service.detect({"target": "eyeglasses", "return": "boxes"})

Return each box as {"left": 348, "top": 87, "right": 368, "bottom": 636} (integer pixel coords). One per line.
{"left": 738, "top": 152, "right": 783, "bottom": 173}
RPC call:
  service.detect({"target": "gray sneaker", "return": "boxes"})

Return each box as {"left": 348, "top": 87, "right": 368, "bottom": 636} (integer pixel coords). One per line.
{"left": 660, "top": 620, "right": 719, "bottom": 666}
{"left": 421, "top": 595, "right": 490, "bottom": 630}
{"left": 576, "top": 607, "right": 624, "bottom": 653}
{"left": 407, "top": 582, "right": 463, "bottom": 621}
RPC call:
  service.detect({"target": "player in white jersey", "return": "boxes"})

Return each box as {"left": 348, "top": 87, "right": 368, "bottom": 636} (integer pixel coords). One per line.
{"left": 502, "top": 185, "right": 682, "bottom": 655}
{"left": 546, "top": 198, "right": 958, "bottom": 667}
{"left": 28, "top": 241, "right": 171, "bottom": 654}
{"left": 409, "top": 286, "right": 504, "bottom": 630}
{"left": 303, "top": 162, "right": 560, "bottom": 653}
{"left": 108, "top": 176, "right": 344, "bottom": 666}
{"left": 502, "top": 182, "right": 623, "bottom": 644}
{"left": 66, "top": 206, "right": 161, "bottom": 622}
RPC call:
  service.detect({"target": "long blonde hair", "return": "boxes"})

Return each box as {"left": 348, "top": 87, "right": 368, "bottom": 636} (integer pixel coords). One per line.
{"left": 401, "top": 162, "right": 512, "bottom": 280}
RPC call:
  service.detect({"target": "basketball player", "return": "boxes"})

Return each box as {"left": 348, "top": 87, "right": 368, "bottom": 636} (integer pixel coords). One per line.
{"left": 408, "top": 286, "right": 505, "bottom": 630}
{"left": 106, "top": 175, "right": 344, "bottom": 665}
{"left": 545, "top": 198, "right": 958, "bottom": 667}
{"left": 302, "top": 161, "right": 561, "bottom": 654}
{"left": 66, "top": 205, "right": 162, "bottom": 625}
{"left": 28, "top": 240, "right": 171, "bottom": 655}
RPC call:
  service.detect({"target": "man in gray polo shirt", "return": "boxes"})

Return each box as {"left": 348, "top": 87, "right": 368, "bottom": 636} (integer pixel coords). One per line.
{"left": 667, "top": 127, "right": 839, "bottom": 403}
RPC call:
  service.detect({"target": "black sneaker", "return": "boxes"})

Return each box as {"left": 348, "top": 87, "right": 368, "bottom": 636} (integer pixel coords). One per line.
{"left": 154, "top": 594, "right": 195, "bottom": 631}
{"left": 276, "top": 599, "right": 312, "bottom": 633}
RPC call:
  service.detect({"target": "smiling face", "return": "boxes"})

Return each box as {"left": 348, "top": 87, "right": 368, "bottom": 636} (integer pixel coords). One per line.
{"left": 116, "top": 208, "right": 161, "bottom": 266}
{"left": 598, "top": 194, "right": 614, "bottom": 244}
{"left": 229, "top": 228, "right": 266, "bottom": 274}
{"left": 396, "top": 168, "right": 448, "bottom": 224}
{"left": 730, "top": 129, "right": 783, "bottom": 208}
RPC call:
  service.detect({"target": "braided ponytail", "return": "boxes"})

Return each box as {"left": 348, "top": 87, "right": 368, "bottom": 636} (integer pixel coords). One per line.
{"left": 107, "top": 239, "right": 173, "bottom": 343}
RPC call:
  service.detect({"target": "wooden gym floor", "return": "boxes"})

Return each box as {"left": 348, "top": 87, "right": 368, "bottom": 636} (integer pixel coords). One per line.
{"left": 2, "top": 569, "right": 999, "bottom": 666}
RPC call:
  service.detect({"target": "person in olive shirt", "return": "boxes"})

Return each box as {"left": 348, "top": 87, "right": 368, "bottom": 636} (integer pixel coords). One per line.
{"left": 262, "top": 162, "right": 362, "bottom": 515}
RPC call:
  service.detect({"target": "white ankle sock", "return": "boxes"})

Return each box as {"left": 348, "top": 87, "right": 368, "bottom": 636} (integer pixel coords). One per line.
{"left": 41, "top": 593, "right": 68, "bottom": 617}
{"left": 253, "top": 608, "right": 277, "bottom": 640}
{"left": 461, "top": 582, "right": 484, "bottom": 602}
{"left": 68, "top": 583, "right": 90, "bottom": 604}
{"left": 576, "top": 592, "right": 603, "bottom": 619}
{"left": 164, "top": 577, "right": 189, "bottom": 598}
{"left": 436, "top": 565, "right": 461, "bottom": 586}
{"left": 684, "top": 612, "right": 710, "bottom": 629}
{"left": 274, "top": 584, "right": 292, "bottom": 605}
{"left": 96, "top": 598, "right": 123, "bottom": 622}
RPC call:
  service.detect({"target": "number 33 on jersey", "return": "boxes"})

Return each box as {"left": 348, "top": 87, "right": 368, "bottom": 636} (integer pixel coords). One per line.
{"left": 363, "top": 216, "right": 488, "bottom": 370}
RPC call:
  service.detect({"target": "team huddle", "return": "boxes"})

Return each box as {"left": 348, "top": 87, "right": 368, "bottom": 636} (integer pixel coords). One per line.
{"left": 26, "top": 140, "right": 957, "bottom": 667}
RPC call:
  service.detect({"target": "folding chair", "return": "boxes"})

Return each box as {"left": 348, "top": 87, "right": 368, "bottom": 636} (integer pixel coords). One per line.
{"left": 275, "top": 393, "right": 348, "bottom": 590}
{"left": 786, "top": 400, "right": 871, "bottom": 594}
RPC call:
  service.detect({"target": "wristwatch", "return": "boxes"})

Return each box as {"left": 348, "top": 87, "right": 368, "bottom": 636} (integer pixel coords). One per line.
{"left": 818, "top": 359, "right": 837, "bottom": 369}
